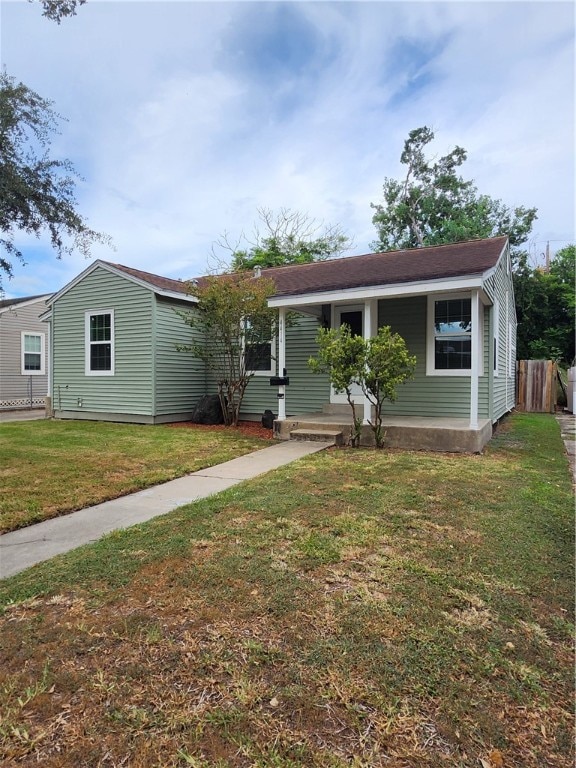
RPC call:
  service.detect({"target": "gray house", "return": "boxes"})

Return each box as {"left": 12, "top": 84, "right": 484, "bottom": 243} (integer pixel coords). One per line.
{"left": 43, "top": 236, "right": 516, "bottom": 451}
{"left": 0, "top": 294, "right": 52, "bottom": 410}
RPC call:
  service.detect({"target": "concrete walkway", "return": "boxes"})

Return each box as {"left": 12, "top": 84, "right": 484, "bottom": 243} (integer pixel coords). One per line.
{"left": 0, "top": 440, "right": 328, "bottom": 580}
{"left": 556, "top": 412, "right": 576, "bottom": 486}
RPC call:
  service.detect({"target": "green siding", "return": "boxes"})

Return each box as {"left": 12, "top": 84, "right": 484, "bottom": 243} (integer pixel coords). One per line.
{"left": 154, "top": 298, "right": 205, "bottom": 415}
{"left": 490, "top": 252, "right": 517, "bottom": 420}
{"left": 241, "top": 313, "right": 330, "bottom": 418}
{"left": 52, "top": 267, "right": 155, "bottom": 416}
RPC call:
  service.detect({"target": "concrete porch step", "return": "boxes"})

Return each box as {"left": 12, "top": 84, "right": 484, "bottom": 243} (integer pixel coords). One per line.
{"left": 290, "top": 428, "right": 344, "bottom": 446}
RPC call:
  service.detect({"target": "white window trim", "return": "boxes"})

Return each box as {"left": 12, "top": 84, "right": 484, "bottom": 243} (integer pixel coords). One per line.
{"left": 21, "top": 331, "right": 45, "bottom": 375}
{"left": 242, "top": 320, "right": 276, "bottom": 377}
{"left": 426, "top": 292, "right": 483, "bottom": 377}
{"left": 85, "top": 309, "right": 115, "bottom": 376}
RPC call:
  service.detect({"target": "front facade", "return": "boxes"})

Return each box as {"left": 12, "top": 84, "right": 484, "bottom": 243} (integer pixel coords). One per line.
{"left": 45, "top": 237, "right": 516, "bottom": 451}
{"left": 0, "top": 295, "right": 52, "bottom": 410}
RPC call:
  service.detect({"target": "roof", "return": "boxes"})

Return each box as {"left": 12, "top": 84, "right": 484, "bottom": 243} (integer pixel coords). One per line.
{"left": 103, "top": 262, "right": 191, "bottom": 295}
{"left": 0, "top": 294, "right": 52, "bottom": 311}
{"left": 261, "top": 236, "right": 509, "bottom": 298}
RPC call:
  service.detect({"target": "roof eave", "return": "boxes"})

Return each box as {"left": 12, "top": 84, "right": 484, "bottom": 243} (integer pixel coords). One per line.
{"left": 268, "top": 273, "right": 487, "bottom": 308}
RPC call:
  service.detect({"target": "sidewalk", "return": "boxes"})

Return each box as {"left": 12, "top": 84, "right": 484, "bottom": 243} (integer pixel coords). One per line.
{"left": 556, "top": 412, "right": 576, "bottom": 486}
{"left": 0, "top": 440, "right": 328, "bottom": 580}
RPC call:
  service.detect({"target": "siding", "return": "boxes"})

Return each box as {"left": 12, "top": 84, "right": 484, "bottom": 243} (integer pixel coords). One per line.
{"left": 378, "top": 296, "right": 473, "bottom": 418}
{"left": 241, "top": 313, "right": 330, "bottom": 418}
{"left": 0, "top": 297, "right": 50, "bottom": 407}
{"left": 154, "top": 298, "right": 206, "bottom": 415}
{"left": 52, "top": 267, "right": 155, "bottom": 416}
{"left": 490, "top": 251, "right": 516, "bottom": 420}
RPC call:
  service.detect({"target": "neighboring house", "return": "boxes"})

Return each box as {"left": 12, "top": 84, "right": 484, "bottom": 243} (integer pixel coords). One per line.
{"left": 44, "top": 236, "right": 516, "bottom": 451}
{"left": 0, "top": 294, "right": 52, "bottom": 410}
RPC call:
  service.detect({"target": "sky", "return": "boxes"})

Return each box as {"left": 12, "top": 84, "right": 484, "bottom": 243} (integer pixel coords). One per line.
{"left": 1, "top": 0, "right": 574, "bottom": 298}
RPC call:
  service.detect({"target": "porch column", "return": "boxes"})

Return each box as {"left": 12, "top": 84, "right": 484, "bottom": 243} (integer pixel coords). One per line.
{"left": 363, "top": 299, "right": 377, "bottom": 425}
{"left": 470, "top": 290, "right": 479, "bottom": 429}
{"left": 277, "top": 306, "right": 286, "bottom": 421}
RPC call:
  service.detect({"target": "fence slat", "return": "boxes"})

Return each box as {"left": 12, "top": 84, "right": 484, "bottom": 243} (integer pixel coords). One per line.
{"left": 516, "top": 360, "right": 557, "bottom": 412}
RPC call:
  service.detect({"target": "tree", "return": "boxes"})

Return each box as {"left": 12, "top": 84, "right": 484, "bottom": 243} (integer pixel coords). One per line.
{"left": 179, "top": 271, "right": 278, "bottom": 426}
{"left": 222, "top": 207, "right": 351, "bottom": 271}
{"left": 0, "top": 72, "right": 109, "bottom": 291}
{"left": 514, "top": 245, "right": 575, "bottom": 365}
{"left": 309, "top": 325, "right": 416, "bottom": 448}
{"left": 35, "top": 0, "right": 86, "bottom": 24}
{"left": 370, "top": 126, "right": 537, "bottom": 264}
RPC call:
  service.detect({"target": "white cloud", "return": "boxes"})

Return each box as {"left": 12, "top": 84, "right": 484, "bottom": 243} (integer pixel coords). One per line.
{"left": 1, "top": 0, "right": 573, "bottom": 297}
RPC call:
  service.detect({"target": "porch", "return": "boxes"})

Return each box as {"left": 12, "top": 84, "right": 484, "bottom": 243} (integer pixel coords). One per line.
{"left": 273, "top": 405, "right": 493, "bottom": 453}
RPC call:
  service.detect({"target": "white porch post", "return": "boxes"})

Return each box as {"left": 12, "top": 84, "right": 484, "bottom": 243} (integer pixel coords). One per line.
{"left": 470, "top": 290, "right": 479, "bottom": 429}
{"left": 363, "top": 299, "right": 377, "bottom": 425}
{"left": 277, "top": 306, "right": 286, "bottom": 421}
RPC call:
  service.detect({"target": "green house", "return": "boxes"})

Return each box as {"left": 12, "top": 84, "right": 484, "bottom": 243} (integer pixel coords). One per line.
{"left": 43, "top": 236, "right": 516, "bottom": 451}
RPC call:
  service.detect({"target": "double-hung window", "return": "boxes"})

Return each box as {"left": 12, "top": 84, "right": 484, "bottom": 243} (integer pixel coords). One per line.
{"left": 21, "top": 332, "right": 45, "bottom": 374}
{"left": 243, "top": 319, "right": 274, "bottom": 376}
{"left": 427, "top": 294, "right": 474, "bottom": 375}
{"left": 85, "top": 310, "right": 114, "bottom": 375}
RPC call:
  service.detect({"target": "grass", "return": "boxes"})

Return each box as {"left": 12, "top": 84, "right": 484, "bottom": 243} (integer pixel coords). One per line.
{"left": 0, "top": 420, "right": 270, "bottom": 532}
{"left": 0, "top": 413, "right": 573, "bottom": 767}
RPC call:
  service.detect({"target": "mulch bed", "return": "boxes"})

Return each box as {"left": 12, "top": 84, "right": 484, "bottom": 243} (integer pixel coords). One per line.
{"left": 167, "top": 420, "right": 275, "bottom": 440}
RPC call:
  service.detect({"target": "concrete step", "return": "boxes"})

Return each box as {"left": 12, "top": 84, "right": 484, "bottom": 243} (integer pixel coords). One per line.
{"left": 290, "top": 428, "right": 344, "bottom": 446}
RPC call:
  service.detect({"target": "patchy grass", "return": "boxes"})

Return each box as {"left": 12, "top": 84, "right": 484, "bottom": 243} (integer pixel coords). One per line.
{"left": 0, "top": 413, "right": 573, "bottom": 767}
{"left": 0, "top": 420, "right": 270, "bottom": 532}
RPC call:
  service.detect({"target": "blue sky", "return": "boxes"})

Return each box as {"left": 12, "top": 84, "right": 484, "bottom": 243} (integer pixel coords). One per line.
{"left": 1, "top": 0, "right": 574, "bottom": 298}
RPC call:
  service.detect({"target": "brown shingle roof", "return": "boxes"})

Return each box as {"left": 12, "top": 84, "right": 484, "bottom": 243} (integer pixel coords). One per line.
{"left": 262, "top": 236, "right": 508, "bottom": 298}
{"left": 102, "top": 236, "right": 508, "bottom": 301}
{"left": 103, "top": 262, "right": 191, "bottom": 295}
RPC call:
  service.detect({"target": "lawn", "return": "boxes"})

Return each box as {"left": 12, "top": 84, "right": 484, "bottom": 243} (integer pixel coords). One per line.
{"left": 0, "top": 413, "right": 573, "bottom": 767}
{"left": 0, "top": 420, "right": 271, "bottom": 532}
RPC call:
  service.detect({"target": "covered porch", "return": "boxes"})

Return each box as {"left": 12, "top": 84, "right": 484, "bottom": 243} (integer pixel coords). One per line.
{"left": 273, "top": 404, "right": 493, "bottom": 453}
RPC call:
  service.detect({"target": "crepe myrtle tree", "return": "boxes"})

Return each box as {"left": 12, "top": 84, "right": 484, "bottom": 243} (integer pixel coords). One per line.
{"left": 178, "top": 271, "right": 277, "bottom": 427}
{"left": 309, "top": 324, "right": 416, "bottom": 448}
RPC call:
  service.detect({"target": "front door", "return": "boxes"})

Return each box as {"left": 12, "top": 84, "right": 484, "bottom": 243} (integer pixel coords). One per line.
{"left": 331, "top": 305, "right": 364, "bottom": 404}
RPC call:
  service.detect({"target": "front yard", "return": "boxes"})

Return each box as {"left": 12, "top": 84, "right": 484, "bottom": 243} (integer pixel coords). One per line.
{"left": 0, "top": 420, "right": 271, "bottom": 533}
{"left": 0, "top": 413, "right": 573, "bottom": 767}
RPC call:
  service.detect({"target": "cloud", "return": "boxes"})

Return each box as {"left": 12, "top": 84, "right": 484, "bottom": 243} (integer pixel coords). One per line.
{"left": 1, "top": 0, "right": 573, "bottom": 298}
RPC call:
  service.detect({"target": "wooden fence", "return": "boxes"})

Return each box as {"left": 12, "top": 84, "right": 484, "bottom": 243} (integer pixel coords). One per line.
{"left": 516, "top": 360, "right": 557, "bottom": 413}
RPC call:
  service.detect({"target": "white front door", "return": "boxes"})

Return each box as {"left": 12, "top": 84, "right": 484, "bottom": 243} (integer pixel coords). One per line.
{"left": 330, "top": 304, "right": 364, "bottom": 404}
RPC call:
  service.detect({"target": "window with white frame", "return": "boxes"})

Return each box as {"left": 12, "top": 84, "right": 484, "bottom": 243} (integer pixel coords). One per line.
{"left": 243, "top": 318, "right": 275, "bottom": 375}
{"left": 85, "top": 310, "right": 114, "bottom": 375}
{"left": 427, "top": 294, "right": 474, "bottom": 375}
{"left": 21, "top": 332, "right": 45, "bottom": 374}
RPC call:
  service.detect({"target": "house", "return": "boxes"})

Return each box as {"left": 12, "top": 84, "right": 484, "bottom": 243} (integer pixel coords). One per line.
{"left": 41, "top": 261, "right": 203, "bottom": 423}
{"left": 0, "top": 294, "right": 52, "bottom": 411}
{"left": 44, "top": 236, "right": 516, "bottom": 451}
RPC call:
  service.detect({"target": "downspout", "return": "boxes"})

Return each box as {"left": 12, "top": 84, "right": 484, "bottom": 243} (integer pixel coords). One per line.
{"left": 277, "top": 307, "right": 286, "bottom": 421}
{"left": 470, "top": 290, "right": 479, "bottom": 429}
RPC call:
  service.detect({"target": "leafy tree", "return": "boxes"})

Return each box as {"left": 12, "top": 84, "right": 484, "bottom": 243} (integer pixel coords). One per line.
{"left": 0, "top": 72, "right": 109, "bottom": 291}
{"left": 35, "top": 0, "right": 86, "bottom": 23}
{"left": 308, "top": 324, "right": 365, "bottom": 446}
{"left": 179, "top": 271, "right": 277, "bottom": 426}
{"left": 309, "top": 325, "right": 416, "bottom": 448}
{"left": 223, "top": 207, "right": 351, "bottom": 271}
{"left": 371, "top": 126, "right": 537, "bottom": 264}
{"left": 514, "top": 245, "right": 575, "bottom": 364}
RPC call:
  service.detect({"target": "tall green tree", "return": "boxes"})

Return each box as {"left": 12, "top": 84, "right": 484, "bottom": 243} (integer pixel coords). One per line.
{"left": 225, "top": 207, "right": 351, "bottom": 271}
{"left": 514, "top": 245, "right": 575, "bottom": 365}
{"left": 371, "top": 126, "right": 537, "bottom": 264}
{"left": 0, "top": 73, "right": 109, "bottom": 291}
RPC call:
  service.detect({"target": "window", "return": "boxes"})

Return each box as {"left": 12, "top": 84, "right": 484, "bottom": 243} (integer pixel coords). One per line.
{"left": 85, "top": 310, "right": 114, "bottom": 375}
{"left": 21, "top": 332, "right": 45, "bottom": 374}
{"left": 427, "top": 294, "right": 475, "bottom": 376}
{"left": 243, "top": 319, "right": 274, "bottom": 375}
